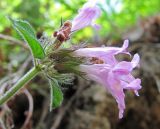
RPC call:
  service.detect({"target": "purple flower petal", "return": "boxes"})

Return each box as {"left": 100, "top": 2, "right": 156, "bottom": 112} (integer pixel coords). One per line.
{"left": 131, "top": 53, "right": 140, "bottom": 68}
{"left": 113, "top": 53, "right": 140, "bottom": 74}
{"left": 71, "top": 0, "right": 101, "bottom": 31}
{"left": 113, "top": 61, "right": 133, "bottom": 74}
{"left": 72, "top": 40, "right": 142, "bottom": 118}
{"left": 73, "top": 40, "right": 130, "bottom": 59}
{"left": 121, "top": 78, "right": 141, "bottom": 90}
{"left": 107, "top": 71, "right": 126, "bottom": 119}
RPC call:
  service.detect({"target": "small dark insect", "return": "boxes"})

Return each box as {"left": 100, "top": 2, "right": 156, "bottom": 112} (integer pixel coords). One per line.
{"left": 53, "top": 20, "right": 72, "bottom": 42}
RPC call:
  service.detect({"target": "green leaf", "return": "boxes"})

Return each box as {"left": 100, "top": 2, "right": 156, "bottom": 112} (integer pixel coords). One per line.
{"left": 49, "top": 79, "right": 63, "bottom": 110}
{"left": 9, "top": 18, "right": 45, "bottom": 59}
{"left": 14, "top": 20, "right": 36, "bottom": 37}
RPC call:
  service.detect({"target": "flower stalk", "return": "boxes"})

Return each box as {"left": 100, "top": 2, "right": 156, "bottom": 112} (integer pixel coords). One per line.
{"left": 0, "top": 66, "right": 41, "bottom": 105}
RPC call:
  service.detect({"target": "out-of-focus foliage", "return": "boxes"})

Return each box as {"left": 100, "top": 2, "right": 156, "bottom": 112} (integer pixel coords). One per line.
{"left": 0, "top": 0, "right": 160, "bottom": 41}
{"left": 99, "top": 0, "right": 160, "bottom": 38}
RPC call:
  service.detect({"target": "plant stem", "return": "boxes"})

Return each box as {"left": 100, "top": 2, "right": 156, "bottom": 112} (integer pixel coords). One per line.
{"left": 0, "top": 66, "right": 40, "bottom": 105}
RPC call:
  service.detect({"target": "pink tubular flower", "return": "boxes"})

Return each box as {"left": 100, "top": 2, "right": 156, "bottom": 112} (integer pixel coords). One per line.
{"left": 71, "top": 0, "right": 101, "bottom": 31}
{"left": 72, "top": 40, "right": 142, "bottom": 118}
{"left": 74, "top": 40, "right": 130, "bottom": 65}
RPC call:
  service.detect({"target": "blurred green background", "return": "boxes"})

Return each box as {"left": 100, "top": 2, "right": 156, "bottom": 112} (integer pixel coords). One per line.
{"left": 0, "top": 0, "right": 159, "bottom": 41}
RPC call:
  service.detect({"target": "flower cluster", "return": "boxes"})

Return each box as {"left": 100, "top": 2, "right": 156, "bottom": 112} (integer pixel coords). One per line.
{"left": 50, "top": 0, "right": 142, "bottom": 119}
{"left": 0, "top": 0, "right": 142, "bottom": 120}
{"left": 72, "top": 40, "right": 142, "bottom": 118}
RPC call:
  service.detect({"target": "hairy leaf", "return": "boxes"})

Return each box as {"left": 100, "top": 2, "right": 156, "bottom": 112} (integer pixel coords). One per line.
{"left": 9, "top": 18, "right": 45, "bottom": 59}
{"left": 49, "top": 79, "right": 63, "bottom": 110}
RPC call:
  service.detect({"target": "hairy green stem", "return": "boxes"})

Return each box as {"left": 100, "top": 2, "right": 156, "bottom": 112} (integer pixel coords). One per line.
{"left": 0, "top": 67, "right": 40, "bottom": 105}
